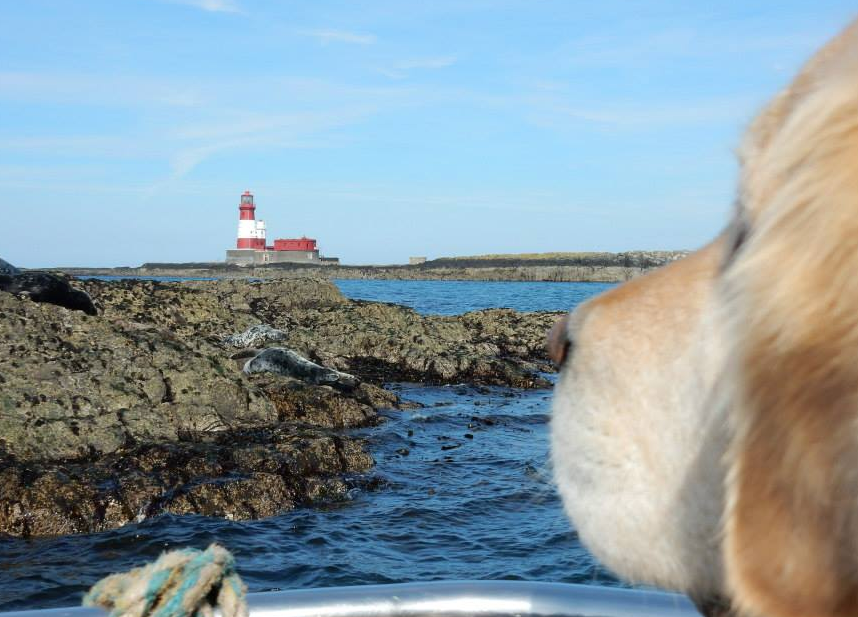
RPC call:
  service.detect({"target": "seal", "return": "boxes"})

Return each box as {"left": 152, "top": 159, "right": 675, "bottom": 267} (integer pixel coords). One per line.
{"left": 0, "top": 271, "right": 97, "bottom": 315}
{"left": 0, "top": 257, "right": 19, "bottom": 275}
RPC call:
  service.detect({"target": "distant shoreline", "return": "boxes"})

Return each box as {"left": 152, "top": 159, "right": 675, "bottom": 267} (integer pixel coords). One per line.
{"left": 50, "top": 250, "right": 689, "bottom": 283}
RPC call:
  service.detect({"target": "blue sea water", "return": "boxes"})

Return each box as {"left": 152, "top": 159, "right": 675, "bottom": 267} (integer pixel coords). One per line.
{"left": 0, "top": 280, "right": 618, "bottom": 611}
{"left": 334, "top": 279, "right": 615, "bottom": 315}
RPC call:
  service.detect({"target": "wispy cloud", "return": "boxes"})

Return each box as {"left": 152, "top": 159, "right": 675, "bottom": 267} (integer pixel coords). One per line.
{"left": 167, "top": 109, "right": 371, "bottom": 178}
{"left": 166, "top": 0, "right": 242, "bottom": 13}
{"left": 377, "top": 55, "right": 457, "bottom": 79}
{"left": 560, "top": 25, "right": 826, "bottom": 68}
{"left": 0, "top": 70, "right": 401, "bottom": 181}
{"left": 0, "top": 72, "right": 207, "bottom": 108}
{"left": 399, "top": 56, "right": 457, "bottom": 70}
{"left": 300, "top": 29, "right": 376, "bottom": 45}
{"left": 525, "top": 94, "right": 760, "bottom": 132}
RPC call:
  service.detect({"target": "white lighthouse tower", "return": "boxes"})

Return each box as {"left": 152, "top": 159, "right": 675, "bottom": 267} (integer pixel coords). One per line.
{"left": 236, "top": 190, "right": 266, "bottom": 250}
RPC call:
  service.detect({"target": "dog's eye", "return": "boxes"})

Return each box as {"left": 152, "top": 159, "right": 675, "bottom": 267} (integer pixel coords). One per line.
{"left": 723, "top": 206, "right": 750, "bottom": 270}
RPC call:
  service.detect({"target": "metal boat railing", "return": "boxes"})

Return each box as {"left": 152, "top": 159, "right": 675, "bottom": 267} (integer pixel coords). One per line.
{"left": 0, "top": 580, "right": 701, "bottom": 617}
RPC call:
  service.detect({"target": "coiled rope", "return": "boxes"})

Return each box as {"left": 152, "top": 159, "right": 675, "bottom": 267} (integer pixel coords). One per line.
{"left": 83, "top": 544, "right": 248, "bottom": 617}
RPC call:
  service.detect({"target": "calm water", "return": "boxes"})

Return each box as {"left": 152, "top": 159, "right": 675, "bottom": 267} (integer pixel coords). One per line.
{"left": 333, "top": 280, "right": 616, "bottom": 315}
{"left": 0, "top": 280, "right": 618, "bottom": 611}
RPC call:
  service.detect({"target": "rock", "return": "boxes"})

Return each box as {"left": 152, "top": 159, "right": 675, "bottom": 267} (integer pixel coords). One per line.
{"left": 224, "top": 324, "right": 287, "bottom": 348}
{"left": 0, "top": 258, "right": 19, "bottom": 275}
{"left": 0, "top": 280, "right": 407, "bottom": 537}
{"left": 277, "top": 302, "right": 557, "bottom": 387}
{"left": 0, "top": 275, "right": 557, "bottom": 537}
{"left": 245, "top": 348, "right": 360, "bottom": 392}
{"left": 257, "top": 376, "right": 380, "bottom": 429}
{"left": 0, "top": 293, "right": 277, "bottom": 462}
{"left": 0, "top": 272, "right": 97, "bottom": 315}
{"left": 78, "top": 277, "right": 556, "bottom": 387}
{"left": 0, "top": 430, "right": 375, "bottom": 537}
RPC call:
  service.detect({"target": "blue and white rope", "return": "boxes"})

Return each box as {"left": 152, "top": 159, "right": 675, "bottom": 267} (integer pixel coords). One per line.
{"left": 83, "top": 544, "right": 247, "bottom": 617}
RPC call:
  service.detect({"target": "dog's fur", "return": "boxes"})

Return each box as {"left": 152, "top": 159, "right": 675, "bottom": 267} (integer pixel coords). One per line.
{"left": 550, "top": 18, "right": 858, "bottom": 617}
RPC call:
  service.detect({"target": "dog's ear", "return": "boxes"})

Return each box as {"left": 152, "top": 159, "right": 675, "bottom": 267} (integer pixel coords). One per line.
{"left": 722, "top": 19, "right": 858, "bottom": 617}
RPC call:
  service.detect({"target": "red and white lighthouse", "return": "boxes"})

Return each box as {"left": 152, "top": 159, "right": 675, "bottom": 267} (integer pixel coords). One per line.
{"left": 236, "top": 191, "right": 266, "bottom": 250}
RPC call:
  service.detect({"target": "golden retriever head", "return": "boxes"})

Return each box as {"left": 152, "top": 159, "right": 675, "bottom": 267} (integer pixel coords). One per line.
{"left": 550, "top": 18, "right": 858, "bottom": 617}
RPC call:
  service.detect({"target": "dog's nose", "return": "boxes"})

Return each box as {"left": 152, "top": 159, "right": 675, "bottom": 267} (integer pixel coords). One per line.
{"left": 548, "top": 313, "right": 572, "bottom": 366}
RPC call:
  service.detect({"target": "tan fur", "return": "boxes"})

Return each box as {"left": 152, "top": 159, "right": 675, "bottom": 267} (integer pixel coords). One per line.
{"left": 550, "top": 17, "right": 858, "bottom": 617}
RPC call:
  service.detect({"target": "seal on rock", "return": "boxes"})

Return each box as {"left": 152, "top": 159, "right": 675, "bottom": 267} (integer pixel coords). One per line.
{"left": 244, "top": 347, "right": 359, "bottom": 392}
{"left": 0, "top": 271, "right": 97, "bottom": 315}
{"left": 0, "top": 257, "right": 19, "bottom": 275}
{"left": 223, "top": 324, "right": 287, "bottom": 348}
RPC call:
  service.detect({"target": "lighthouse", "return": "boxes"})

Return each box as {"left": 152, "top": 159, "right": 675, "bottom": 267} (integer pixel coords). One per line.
{"left": 226, "top": 190, "right": 339, "bottom": 266}
{"left": 236, "top": 191, "right": 266, "bottom": 250}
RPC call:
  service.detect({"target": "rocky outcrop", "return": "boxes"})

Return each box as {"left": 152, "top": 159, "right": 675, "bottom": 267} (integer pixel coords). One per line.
{"left": 277, "top": 302, "right": 557, "bottom": 388}
{"left": 0, "top": 276, "right": 557, "bottom": 537}
{"left": 0, "top": 428, "right": 376, "bottom": 537}
{"left": 55, "top": 250, "right": 689, "bottom": 283}
{"left": 0, "top": 292, "right": 275, "bottom": 462}
{"left": 78, "top": 278, "right": 558, "bottom": 387}
{"left": 0, "top": 287, "right": 389, "bottom": 536}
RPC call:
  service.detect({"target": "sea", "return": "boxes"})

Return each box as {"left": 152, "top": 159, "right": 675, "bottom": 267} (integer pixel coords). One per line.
{"left": 0, "top": 279, "right": 620, "bottom": 611}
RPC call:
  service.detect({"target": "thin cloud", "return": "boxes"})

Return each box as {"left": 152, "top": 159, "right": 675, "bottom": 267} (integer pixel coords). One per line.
{"left": 167, "top": 109, "right": 375, "bottom": 178}
{"left": 0, "top": 72, "right": 207, "bottom": 108}
{"left": 526, "top": 95, "right": 760, "bottom": 132}
{"left": 300, "top": 29, "right": 377, "bottom": 45}
{"left": 377, "top": 55, "right": 457, "bottom": 79}
{"left": 561, "top": 26, "right": 826, "bottom": 68}
{"left": 166, "top": 0, "right": 242, "bottom": 13}
{"left": 399, "top": 56, "right": 457, "bottom": 70}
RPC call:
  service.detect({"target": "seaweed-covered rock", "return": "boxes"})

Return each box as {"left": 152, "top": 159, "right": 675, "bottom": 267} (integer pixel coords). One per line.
{"left": 257, "top": 375, "right": 399, "bottom": 428}
{"left": 0, "top": 275, "right": 558, "bottom": 536}
{"left": 0, "top": 280, "right": 410, "bottom": 537}
{"left": 79, "top": 277, "right": 558, "bottom": 387}
{"left": 0, "top": 429, "right": 375, "bottom": 536}
{"left": 0, "top": 292, "right": 276, "bottom": 462}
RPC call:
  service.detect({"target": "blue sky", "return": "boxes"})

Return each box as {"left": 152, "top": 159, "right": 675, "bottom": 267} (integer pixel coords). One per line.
{"left": 1, "top": 0, "right": 855, "bottom": 267}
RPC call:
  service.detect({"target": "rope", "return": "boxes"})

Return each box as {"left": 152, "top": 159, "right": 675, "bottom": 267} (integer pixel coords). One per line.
{"left": 83, "top": 544, "right": 248, "bottom": 617}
